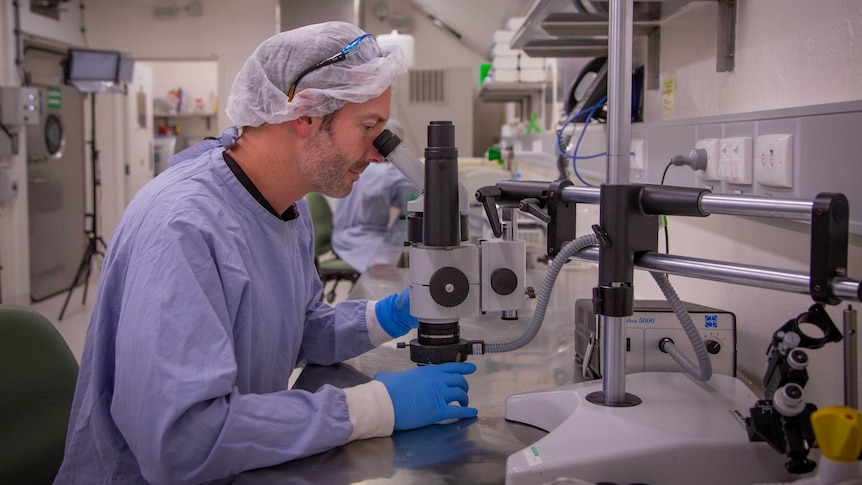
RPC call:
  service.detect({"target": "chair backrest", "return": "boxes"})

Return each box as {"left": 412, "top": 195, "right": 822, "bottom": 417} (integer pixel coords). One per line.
{"left": 0, "top": 305, "right": 79, "bottom": 485}
{"left": 304, "top": 192, "right": 333, "bottom": 257}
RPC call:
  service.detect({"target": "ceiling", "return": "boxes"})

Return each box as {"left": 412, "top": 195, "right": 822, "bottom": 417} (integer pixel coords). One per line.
{"left": 408, "top": 0, "right": 537, "bottom": 58}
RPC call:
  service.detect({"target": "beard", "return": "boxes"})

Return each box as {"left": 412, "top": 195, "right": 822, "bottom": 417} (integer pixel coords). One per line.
{"left": 299, "top": 127, "right": 367, "bottom": 198}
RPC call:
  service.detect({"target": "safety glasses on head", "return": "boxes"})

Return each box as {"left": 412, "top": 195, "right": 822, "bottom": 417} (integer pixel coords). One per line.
{"left": 287, "top": 34, "right": 380, "bottom": 102}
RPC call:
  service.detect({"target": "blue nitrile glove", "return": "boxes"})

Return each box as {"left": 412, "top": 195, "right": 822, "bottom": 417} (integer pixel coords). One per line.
{"left": 375, "top": 287, "right": 419, "bottom": 338}
{"left": 374, "top": 362, "right": 478, "bottom": 431}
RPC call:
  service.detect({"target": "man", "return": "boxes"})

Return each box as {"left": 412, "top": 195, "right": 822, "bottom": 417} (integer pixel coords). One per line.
{"left": 332, "top": 119, "right": 420, "bottom": 272}
{"left": 55, "top": 21, "right": 477, "bottom": 485}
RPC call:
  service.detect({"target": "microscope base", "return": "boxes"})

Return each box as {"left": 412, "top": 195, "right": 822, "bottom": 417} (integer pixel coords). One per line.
{"left": 504, "top": 372, "right": 809, "bottom": 485}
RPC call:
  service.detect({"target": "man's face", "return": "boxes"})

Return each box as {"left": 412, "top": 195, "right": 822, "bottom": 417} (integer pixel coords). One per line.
{"left": 300, "top": 88, "right": 392, "bottom": 198}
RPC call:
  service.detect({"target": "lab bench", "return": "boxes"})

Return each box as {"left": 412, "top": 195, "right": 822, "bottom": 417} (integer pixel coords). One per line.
{"left": 231, "top": 258, "right": 598, "bottom": 484}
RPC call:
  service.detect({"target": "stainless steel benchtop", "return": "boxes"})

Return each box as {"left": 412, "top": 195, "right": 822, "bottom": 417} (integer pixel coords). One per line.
{"left": 232, "top": 255, "right": 599, "bottom": 484}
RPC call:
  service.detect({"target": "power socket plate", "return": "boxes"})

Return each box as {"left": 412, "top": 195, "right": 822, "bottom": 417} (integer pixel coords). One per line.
{"left": 755, "top": 134, "right": 793, "bottom": 188}
{"left": 719, "top": 137, "right": 753, "bottom": 184}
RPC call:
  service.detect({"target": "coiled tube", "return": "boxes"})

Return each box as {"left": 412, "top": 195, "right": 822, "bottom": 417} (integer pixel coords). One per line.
{"left": 486, "top": 233, "right": 599, "bottom": 353}
{"left": 651, "top": 271, "right": 713, "bottom": 381}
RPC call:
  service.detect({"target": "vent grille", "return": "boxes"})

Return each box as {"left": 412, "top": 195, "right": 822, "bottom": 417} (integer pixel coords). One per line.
{"left": 409, "top": 69, "right": 446, "bottom": 104}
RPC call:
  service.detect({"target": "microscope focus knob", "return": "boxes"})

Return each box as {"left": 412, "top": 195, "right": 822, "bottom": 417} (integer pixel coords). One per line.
{"left": 429, "top": 267, "right": 470, "bottom": 308}
{"left": 705, "top": 339, "right": 721, "bottom": 354}
{"left": 773, "top": 383, "right": 806, "bottom": 417}
{"left": 490, "top": 268, "right": 518, "bottom": 295}
{"left": 787, "top": 348, "right": 809, "bottom": 370}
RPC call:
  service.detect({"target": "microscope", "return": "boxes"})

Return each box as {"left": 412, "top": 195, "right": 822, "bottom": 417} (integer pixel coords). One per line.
{"left": 373, "top": 121, "right": 529, "bottom": 364}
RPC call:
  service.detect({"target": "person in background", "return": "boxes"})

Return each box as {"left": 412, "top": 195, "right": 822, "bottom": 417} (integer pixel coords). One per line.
{"left": 331, "top": 119, "right": 420, "bottom": 272}
{"left": 54, "top": 21, "right": 477, "bottom": 485}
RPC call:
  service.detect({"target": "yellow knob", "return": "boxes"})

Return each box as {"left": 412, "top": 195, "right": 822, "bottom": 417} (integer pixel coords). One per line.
{"left": 810, "top": 406, "right": 862, "bottom": 463}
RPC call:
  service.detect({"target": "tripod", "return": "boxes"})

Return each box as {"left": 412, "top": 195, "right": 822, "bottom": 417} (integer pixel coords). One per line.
{"left": 59, "top": 94, "right": 108, "bottom": 320}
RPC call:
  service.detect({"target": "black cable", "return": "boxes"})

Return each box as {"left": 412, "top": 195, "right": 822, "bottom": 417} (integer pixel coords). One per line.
{"left": 0, "top": 121, "right": 16, "bottom": 155}
{"left": 89, "top": 94, "right": 100, "bottom": 235}
{"left": 0, "top": 121, "right": 13, "bottom": 140}
{"left": 80, "top": 2, "right": 89, "bottom": 47}
{"left": 660, "top": 161, "right": 673, "bottom": 254}
{"left": 660, "top": 160, "right": 672, "bottom": 185}
{"left": 11, "top": 0, "right": 26, "bottom": 84}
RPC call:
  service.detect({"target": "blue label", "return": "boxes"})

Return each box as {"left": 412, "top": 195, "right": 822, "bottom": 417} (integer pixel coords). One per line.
{"left": 704, "top": 315, "right": 718, "bottom": 328}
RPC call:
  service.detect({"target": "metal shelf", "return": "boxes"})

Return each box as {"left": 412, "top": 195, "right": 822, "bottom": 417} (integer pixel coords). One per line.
{"left": 541, "top": 12, "right": 661, "bottom": 37}
{"left": 154, "top": 112, "right": 216, "bottom": 118}
{"left": 478, "top": 81, "right": 552, "bottom": 128}
{"left": 478, "top": 82, "right": 549, "bottom": 103}
{"left": 510, "top": 0, "right": 737, "bottom": 90}
{"left": 154, "top": 112, "right": 216, "bottom": 130}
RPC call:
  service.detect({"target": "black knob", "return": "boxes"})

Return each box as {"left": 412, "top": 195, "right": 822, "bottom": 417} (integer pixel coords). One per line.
{"left": 490, "top": 268, "right": 518, "bottom": 295}
{"left": 429, "top": 267, "right": 470, "bottom": 308}
{"left": 705, "top": 339, "right": 721, "bottom": 354}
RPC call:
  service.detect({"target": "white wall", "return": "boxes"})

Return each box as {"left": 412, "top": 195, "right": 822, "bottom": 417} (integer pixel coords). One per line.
{"left": 280, "top": 0, "right": 356, "bottom": 31}
{"left": 645, "top": 1, "right": 862, "bottom": 121}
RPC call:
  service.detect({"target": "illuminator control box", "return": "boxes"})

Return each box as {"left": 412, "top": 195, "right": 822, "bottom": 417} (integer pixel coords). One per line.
{"left": 574, "top": 299, "right": 736, "bottom": 379}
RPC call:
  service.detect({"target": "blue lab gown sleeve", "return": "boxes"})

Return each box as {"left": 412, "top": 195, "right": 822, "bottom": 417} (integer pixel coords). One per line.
{"left": 54, "top": 142, "right": 390, "bottom": 485}
{"left": 332, "top": 162, "right": 419, "bottom": 272}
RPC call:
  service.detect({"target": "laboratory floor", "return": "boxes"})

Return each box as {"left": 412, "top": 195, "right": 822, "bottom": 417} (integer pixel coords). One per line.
{"left": 29, "top": 275, "right": 98, "bottom": 363}
{"left": 29, "top": 266, "right": 355, "bottom": 364}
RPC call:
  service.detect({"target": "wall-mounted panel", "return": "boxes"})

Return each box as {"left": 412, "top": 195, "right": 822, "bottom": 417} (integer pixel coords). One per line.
{"left": 640, "top": 100, "right": 862, "bottom": 235}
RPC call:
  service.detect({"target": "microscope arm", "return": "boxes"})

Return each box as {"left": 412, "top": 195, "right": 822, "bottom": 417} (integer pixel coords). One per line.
{"left": 475, "top": 179, "right": 577, "bottom": 259}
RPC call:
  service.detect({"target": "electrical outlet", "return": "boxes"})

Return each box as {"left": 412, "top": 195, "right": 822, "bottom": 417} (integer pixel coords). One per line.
{"left": 630, "top": 138, "right": 645, "bottom": 170}
{"left": 719, "top": 137, "right": 752, "bottom": 184}
{"left": 695, "top": 138, "right": 721, "bottom": 181}
{"left": 755, "top": 134, "right": 793, "bottom": 188}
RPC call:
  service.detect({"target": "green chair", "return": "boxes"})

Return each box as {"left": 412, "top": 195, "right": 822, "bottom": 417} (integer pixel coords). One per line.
{"left": 0, "top": 305, "right": 79, "bottom": 485}
{"left": 304, "top": 192, "right": 361, "bottom": 303}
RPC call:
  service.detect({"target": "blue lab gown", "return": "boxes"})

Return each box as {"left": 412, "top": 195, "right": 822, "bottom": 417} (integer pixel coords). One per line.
{"left": 55, "top": 137, "right": 381, "bottom": 484}
{"left": 332, "top": 162, "right": 419, "bottom": 272}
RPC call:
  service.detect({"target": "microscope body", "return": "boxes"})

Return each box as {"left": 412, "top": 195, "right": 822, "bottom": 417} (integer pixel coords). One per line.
{"left": 375, "top": 121, "right": 528, "bottom": 364}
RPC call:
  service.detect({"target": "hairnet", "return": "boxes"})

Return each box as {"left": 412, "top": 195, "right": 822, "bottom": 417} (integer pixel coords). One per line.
{"left": 226, "top": 21, "right": 407, "bottom": 127}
